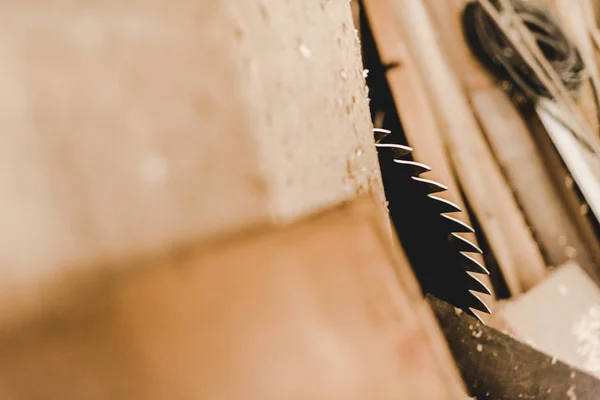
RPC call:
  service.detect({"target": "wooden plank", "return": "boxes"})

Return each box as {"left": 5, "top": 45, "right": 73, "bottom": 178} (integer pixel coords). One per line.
{"left": 525, "top": 108, "right": 600, "bottom": 275}
{"left": 361, "top": 0, "right": 496, "bottom": 311}
{"left": 594, "top": 0, "right": 600, "bottom": 26}
{"left": 580, "top": 0, "right": 600, "bottom": 75}
{"left": 501, "top": 263, "right": 600, "bottom": 378}
{"left": 385, "top": 0, "right": 547, "bottom": 293}
{"left": 546, "top": 0, "right": 600, "bottom": 135}
{"left": 421, "top": 0, "right": 598, "bottom": 282}
{"left": 0, "top": 0, "right": 384, "bottom": 329}
{"left": 0, "top": 197, "right": 467, "bottom": 399}
{"left": 472, "top": 89, "right": 599, "bottom": 280}
{"left": 351, "top": 0, "right": 361, "bottom": 40}
{"left": 429, "top": 295, "right": 600, "bottom": 399}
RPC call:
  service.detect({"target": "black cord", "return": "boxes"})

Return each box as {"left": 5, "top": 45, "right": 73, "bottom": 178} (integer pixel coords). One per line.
{"left": 462, "top": 0, "right": 585, "bottom": 101}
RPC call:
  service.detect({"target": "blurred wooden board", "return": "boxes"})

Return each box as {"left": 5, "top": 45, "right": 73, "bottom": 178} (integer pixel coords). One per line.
{"left": 428, "top": 0, "right": 599, "bottom": 284}
{"left": 547, "top": 0, "right": 600, "bottom": 135}
{"left": 430, "top": 294, "right": 600, "bottom": 399}
{"left": 470, "top": 89, "right": 597, "bottom": 279}
{"left": 524, "top": 106, "right": 600, "bottom": 279}
{"left": 422, "top": 0, "right": 600, "bottom": 282}
{"left": 0, "top": 0, "right": 384, "bottom": 329}
{"left": 424, "top": 0, "right": 600, "bottom": 282}
{"left": 0, "top": 196, "right": 467, "bottom": 399}
{"left": 501, "top": 263, "right": 600, "bottom": 378}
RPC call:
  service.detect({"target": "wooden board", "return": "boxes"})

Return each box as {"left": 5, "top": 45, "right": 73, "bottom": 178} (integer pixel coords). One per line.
{"left": 420, "top": 0, "right": 597, "bottom": 282}
{"left": 580, "top": 0, "right": 600, "bottom": 82}
{"left": 430, "top": 295, "right": 600, "bottom": 399}
{"left": 471, "top": 89, "right": 598, "bottom": 277}
{"left": 361, "top": 0, "right": 496, "bottom": 312}
{"left": 547, "top": 0, "right": 600, "bottom": 135}
{"left": 524, "top": 107, "right": 600, "bottom": 281}
{"left": 383, "top": 0, "right": 547, "bottom": 294}
{"left": 501, "top": 263, "right": 600, "bottom": 379}
{"left": 0, "top": 0, "right": 384, "bottom": 329}
{"left": 0, "top": 197, "right": 467, "bottom": 400}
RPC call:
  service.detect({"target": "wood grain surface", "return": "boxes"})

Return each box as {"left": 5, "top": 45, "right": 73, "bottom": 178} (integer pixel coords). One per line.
{"left": 0, "top": 0, "right": 384, "bottom": 329}
{"left": 0, "top": 197, "right": 467, "bottom": 400}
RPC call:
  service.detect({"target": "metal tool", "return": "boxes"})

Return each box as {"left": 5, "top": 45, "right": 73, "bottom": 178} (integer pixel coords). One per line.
{"left": 428, "top": 295, "right": 600, "bottom": 399}
{"left": 374, "top": 128, "right": 491, "bottom": 317}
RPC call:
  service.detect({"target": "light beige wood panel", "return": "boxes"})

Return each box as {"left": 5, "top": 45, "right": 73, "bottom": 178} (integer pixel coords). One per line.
{"left": 0, "top": 197, "right": 467, "bottom": 400}
{"left": 0, "top": 0, "right": 383, "bottom": 328}
{"left": 388, "top": 0, "right": 547, "bottom": 294}
{"left": 501, "top": 263, "right": 600, "bottom": 378}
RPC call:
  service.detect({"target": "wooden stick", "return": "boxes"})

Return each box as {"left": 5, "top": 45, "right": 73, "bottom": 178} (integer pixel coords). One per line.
{"left": 546, "top": 0, "right": 600, "bottom": 134}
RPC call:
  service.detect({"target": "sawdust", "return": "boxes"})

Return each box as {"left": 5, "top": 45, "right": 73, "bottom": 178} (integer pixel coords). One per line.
{"left": 567, "top": 385, "right": 577, "bottom": 400}
{"left": 298, "top": 44, "right": 312, "bottom": 59}
{"left": 557, "top": 284, "right": 570, "bottom": 296}
{"left": 572, "top": 304, "right": 600, "bottom": 377}
{"left": 565, "top": 246, "right": 578, "bottom": 259}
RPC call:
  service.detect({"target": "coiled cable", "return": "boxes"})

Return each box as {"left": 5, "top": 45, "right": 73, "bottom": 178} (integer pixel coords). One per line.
{"left": 462, "top": 0, "right": 586, "bottom": 100}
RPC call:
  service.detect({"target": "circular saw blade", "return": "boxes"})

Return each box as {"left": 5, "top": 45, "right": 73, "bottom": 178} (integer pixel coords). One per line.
{"left": 375, "top": 129, "right": 492, "bottom": 317}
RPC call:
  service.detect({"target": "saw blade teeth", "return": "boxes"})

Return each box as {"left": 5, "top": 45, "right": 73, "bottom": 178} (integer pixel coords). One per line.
{"left": 465, "top": 272, "right": 492, "bottom": 295}
{"left": 374, "top": 133, "right": 492, "bottom": 316}
{"left": 375, "top": 143, "right": 413, "bottom": 158}
{"left": 393, "top": 159, "right": 432, "bottom": 175}
{"left": 449, "top": 233, "right": 483, "bottom": 254}
{"left": 411, "top": 176, "right": 448, "bottom": 193}
{"left": 440, "top": 214, "right": 475, "bottom": 233}
{"left": 427, "top": 195, "right": 462, "bottom": 213}
{"left": 459, "top": 252, "right": 490, "bottom": 275}
{"left": 469, "top": 310, "right": 485, "bottom": 323}
{"left": 468, "top": 291, "right": 492, "bottom": 314}
{"left": 373, "top": 128, "right": 392, "bottom": 143}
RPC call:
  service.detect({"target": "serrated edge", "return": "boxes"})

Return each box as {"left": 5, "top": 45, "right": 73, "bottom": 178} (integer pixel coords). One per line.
{"left": 450, "top": 233, "right": 483, "bottom": 254}
{"left": 440, "top": 214, "right": 476, "bottom": 233}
